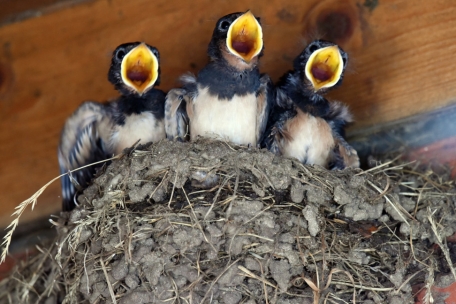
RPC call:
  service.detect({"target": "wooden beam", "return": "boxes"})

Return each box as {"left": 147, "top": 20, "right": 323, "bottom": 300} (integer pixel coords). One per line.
{"left": 0, "top": 0, "right": 91, "bottom": 25}
{"left": 348, "top": 104, "right": 456, "bottom": 164}
{"left": 0, "top": 0, "right": 455, "bottom": 228}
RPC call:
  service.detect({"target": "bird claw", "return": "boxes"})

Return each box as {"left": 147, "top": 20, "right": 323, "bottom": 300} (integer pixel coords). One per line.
{"left": 68, "top": 170, "right": 83, "bottom": 192}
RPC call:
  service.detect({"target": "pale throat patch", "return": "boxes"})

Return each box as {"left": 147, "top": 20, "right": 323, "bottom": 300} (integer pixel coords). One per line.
{"left": 189, "top": 86, "right": 258, "bottom": 146}
{"left": 111, "top": 112, "right": 165, "bottom": 154}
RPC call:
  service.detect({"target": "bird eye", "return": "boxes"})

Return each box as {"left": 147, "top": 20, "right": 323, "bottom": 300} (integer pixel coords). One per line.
{"left": 116, "top": 49, "right": 126, "bottom": 60}
{"left": 308, "top": 43, "right": 319, "bottom": 53}
{"left": 219, "top": 20, "right": 231, "bottom": 31}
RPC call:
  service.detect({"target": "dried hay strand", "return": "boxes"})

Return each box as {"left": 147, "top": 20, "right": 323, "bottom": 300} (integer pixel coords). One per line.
{"left": 1, "top": 139, "right": 456, "bottom": 304}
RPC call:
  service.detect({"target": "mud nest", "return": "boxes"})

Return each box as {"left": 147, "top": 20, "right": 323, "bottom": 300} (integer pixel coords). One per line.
{"left": 1, "top": 139, "right": 456, "bottom": 304}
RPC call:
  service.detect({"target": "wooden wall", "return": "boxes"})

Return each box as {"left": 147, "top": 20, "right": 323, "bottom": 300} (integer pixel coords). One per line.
{"left": 0, "top": 0, "right": 455, "bottom": 228}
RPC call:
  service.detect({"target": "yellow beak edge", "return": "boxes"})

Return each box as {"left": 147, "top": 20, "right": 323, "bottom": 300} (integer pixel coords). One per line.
{"left": 226, "top": 11, "right": 263, "bottom": 63}
{"left": 121, "top": 43, "right": 159, "bottom": 94}
{"left": 304, "top": 46, "right": 344, "bottom": 91}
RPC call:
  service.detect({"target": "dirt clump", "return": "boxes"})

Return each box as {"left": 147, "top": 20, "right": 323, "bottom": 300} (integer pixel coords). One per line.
{"left": 1, "top": 139, "right": 456, "bottom": 303}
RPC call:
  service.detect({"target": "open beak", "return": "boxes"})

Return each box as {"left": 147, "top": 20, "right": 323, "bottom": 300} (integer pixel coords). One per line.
{"left": 121, "top": 43, "right": 158, "bottom": 94}
{"left": 305, "top": 46, "right": 344, "bottom": 91}
{"left": 226, "top": 10, "right": 263, "bottom": 62}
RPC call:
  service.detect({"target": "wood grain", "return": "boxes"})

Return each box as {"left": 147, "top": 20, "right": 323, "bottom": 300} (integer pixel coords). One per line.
{"left": 0, "top": 0, "right": 455, "bottom": 228}
{"left": 0, "top": 0, "right": 91, "bottom": 25}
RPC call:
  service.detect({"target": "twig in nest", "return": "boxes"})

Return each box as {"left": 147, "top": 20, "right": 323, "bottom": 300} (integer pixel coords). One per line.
{"left": 243, "top": 204, "right": 273, "bottom": 226}
{"left": 324, "top": 293, "right": 350, "bottom": 304}
{"left": 294, "top": 161, "right": 333, "bottom": 190}
{"left": 427, "top": 207, "right": 456, "bottom": 281}
{"left": 83, "top": 251, "right": 90, "bottom": 295}
{"left": 182, "top": 187, "right": 217, "bottom": 254}
{"left": 122, "top": 139, "right": 142, "bottom": 158}
{"left": 200, "top": 258, "right": 240, "bottom": 303}
{"left": 238, "top": 233, "right": 274, "bottom": 242}
{"left": 423, "top": 258, "right": 436, "bottom": 304}
{"left": 402, "top": 169, "right": 451, "bottom": 192}
{"left": 14, "top": 244, "right": 53, "bottom": 303}
{"left": 300, "top": 250, "right": 321, "bottom": 304}
{"left": 330, "top": 281, "right": 394, "bottom": 291}
{"left": 302, "top": 276, "right": 320, "bottom": 304}
{"left": 247, "top": 164, "right": 275, "bottom": 190}
{"left": 255, "top": 258, "right": 269, "bottom": 304}
{"left": 303, "top": 268, "right": 356, "bottom": 304}
{"left": 0, "top": 155, "right": 120, "bottom": 264}
{"left": 204, "top": 174, "right": 233, "bottom": 220}
{"left": 368, "top": 180, "right": 412, "bottom": 225}
{"left": 100, "top": 257, "right": 117, "bottom": 304}
{"left": 168, "top": 166, "right": 179, "bottom": 209}
{"left": 354, "top": 155, "right": 405, "bottom": 176}
{"left": 166, "top": 276, "right": 180, "bottom": 303}
{"left": 295, "top": 217, "right": 308, "bottom": 267}
{"left": 148, "top": 170, "right": 169, "bottom": 203}
{"left": 309, "top": 252, "right": 320, "bottom": 290}
{"left": 409, "top": 228, "right": 431, "bottom": 268}
{"left": 368, "top": 175, "right": 391, "bottom": 202}
{"left": 291, "top": 176, "right": 324, "bottom": 191}
{"left": 394, "top": 270, "right": 423, "bottom": 295}
{"left": 237, "top": 265, "right": 277, "bottom": 289}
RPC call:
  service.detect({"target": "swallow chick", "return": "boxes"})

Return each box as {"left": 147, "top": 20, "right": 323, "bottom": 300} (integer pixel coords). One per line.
{"left": 165, "top": 10, "right": 273, "bottom": 146}
{"left": 262, "top": 40, "right": 359, "bottom": 169}
{"left": 58, "top": 42, "right": 166, "bottom": 211}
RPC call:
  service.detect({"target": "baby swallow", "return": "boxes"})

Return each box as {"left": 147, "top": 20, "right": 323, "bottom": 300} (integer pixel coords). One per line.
{"left": 262, "top": 40, "right": 359, "bottom": 169}
{"left": 58, "top": 42, "right": 166, "bottom": 211}
{"left": 165, "top": 10, "right": 272, "bottom": 146}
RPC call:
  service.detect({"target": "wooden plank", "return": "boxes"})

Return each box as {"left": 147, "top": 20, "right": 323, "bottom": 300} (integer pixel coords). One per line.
{"left": 348, "top": 104, "right": 456, "bottom": 162}
{"left": 0, "top": 0, "right": 63, "bottom": 24}
{"left": 0, "top": 0, "right": 90, "bottom": 25}
{"left": 348, "top": 104, "right": 456, "bottom": 178}
{"left": 328, "top": 0, "right": 456, "bottom": 129}
{"left": 0, "top": 0, "right": 455, "bottom": 228}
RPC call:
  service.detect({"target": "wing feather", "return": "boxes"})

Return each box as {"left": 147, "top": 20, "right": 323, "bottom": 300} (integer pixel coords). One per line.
{"left": 255, "top": 74, "right": 274, "bottom": 146}
{"left": 58, "top": 101, "right": 110, "bottom": 211}
{"left": 164, "top": 89, "right": 190, "bottom": 141}
{"left": 165, "top": 74, "right": 198, "bottom": 141}
{"left": 326, "top": 101, "right": 359, "bottom": 169}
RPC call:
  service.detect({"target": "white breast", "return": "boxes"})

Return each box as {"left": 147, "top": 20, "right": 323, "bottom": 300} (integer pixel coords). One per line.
{"left": 190, "top": 86, "right": 258, "bottom": 146}
{"left": 280, "top": 110, "right": 335, "bottom": 167}
{"left": 111, "top": 112, "right": 165, "bottom": 154}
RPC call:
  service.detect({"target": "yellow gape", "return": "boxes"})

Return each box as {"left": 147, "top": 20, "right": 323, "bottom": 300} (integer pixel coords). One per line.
{"left": 121, "top": 43, "right": 159, "bottom": 94}
{"left": 305, "top": 45, "right": 344, "bottom": 91}
{"left": 226, "top": 11, "right": 263, "bottom": 63}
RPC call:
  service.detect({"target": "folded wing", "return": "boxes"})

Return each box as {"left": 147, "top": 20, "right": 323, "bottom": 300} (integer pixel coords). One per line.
{"left": 164, "top": 88, "right": 190, "bottom": 141}
{"left": 325, "top": 101, "right": 360, "bottom": 169}
{"left": 255, "top": 74, "right": 274, "bottom": 146}
{"left": 58, "top": 101, "right": 111, "bottom": 211}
